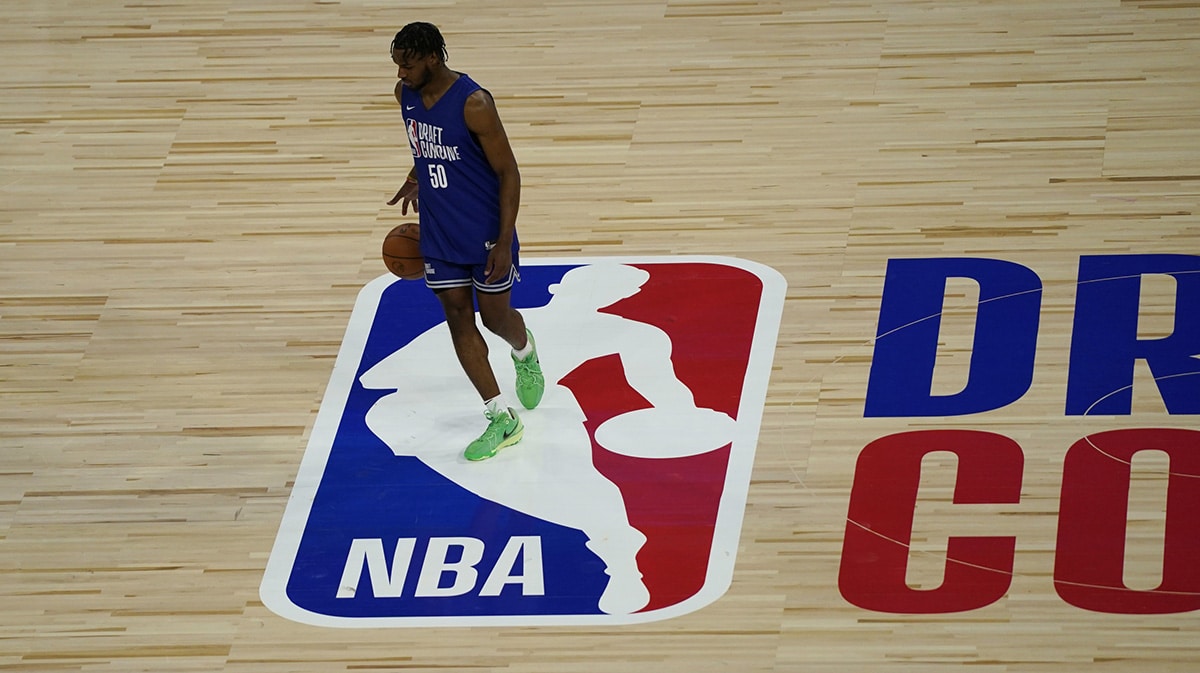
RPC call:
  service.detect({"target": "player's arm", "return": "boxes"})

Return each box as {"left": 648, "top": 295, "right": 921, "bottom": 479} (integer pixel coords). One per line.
{"left": 464, "top": 89, "right": 521, "bottom": 281}
{"left": 387, "top": 80, "right": 419, "bottom": 213}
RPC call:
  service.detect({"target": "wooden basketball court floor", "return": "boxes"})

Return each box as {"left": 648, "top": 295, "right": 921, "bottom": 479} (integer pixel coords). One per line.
{"left": 3, "top": 0, "right": 1198, "bottom": 670}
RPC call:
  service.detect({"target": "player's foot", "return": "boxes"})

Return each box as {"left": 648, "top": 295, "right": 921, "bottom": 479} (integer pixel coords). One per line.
{"left": 512, "top": 328, "right": 545, "bottom": 410}
{"left": 464, "top": 407, "right": 524, "bottom": 461}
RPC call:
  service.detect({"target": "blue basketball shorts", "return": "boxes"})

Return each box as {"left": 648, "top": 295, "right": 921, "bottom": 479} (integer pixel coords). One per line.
{"left": 422, "top": 252, "right": 521, "bottom": 295}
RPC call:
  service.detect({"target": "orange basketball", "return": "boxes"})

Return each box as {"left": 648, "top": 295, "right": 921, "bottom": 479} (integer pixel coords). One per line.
{"left": 382, "top": 222, "right": 423, "bottom": 280}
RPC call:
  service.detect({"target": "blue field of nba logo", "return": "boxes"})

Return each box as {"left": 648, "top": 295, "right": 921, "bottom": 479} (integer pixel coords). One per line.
{"left": 261, "top": 256, "right": 786, "bottom": 627}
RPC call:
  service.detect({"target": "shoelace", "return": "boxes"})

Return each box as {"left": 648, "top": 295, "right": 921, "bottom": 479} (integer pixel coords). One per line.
{"left": 514, "top": 354, "right": 541, "bottom": 377}
{"left": 481, "top": 410, "right": 510, "bottom": 438}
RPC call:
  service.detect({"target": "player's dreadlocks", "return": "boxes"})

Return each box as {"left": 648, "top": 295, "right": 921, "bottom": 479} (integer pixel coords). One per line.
{"left": 391, "top": 22, "right": 448, "bottom": 62}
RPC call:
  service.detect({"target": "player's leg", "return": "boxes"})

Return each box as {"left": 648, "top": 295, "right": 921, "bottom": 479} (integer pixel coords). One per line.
{"left": 428, "top": 259, "right": 523, "bottom": 460}
{"left": 475, "top": 289, "right": 528, "bottom": 351}
{"left": 476, "top": 268, "right": 544, "bottom": 410}
{"left": 433, "top": 284, "right": 502, "bottom": 402}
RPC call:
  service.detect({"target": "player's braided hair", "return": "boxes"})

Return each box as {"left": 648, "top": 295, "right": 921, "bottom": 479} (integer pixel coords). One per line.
{"left": 391, "top": 22, "right": 448, "bottom": 62}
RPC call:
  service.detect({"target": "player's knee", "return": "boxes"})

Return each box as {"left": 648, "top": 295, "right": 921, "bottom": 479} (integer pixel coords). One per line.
{"left": 436, "top": 289, "right": 476, "bottom": 325}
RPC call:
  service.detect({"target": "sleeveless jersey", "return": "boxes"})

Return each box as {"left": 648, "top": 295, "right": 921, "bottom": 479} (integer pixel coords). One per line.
{"left": 400, "top": 73, "right": 516, "bottom": 265}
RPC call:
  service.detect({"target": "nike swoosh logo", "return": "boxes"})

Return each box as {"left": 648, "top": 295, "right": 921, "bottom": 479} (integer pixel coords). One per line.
{"left": 405, "top": 105, "right": 415, "bottom": 111}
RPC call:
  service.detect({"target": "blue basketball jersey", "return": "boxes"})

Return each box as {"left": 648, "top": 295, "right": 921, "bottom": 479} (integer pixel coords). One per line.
{"left": 400, "top": 73, "right": 517, "bottom": 265}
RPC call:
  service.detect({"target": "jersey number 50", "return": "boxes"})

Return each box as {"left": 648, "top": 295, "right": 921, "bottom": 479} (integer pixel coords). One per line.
{"left": 427, "top": 164, "right": 448, "bottom": 189}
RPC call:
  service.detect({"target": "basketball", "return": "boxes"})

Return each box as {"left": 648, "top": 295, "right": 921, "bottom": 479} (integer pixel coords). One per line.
{"left": 382, "top": 222, "right": 423, "bottom": 280}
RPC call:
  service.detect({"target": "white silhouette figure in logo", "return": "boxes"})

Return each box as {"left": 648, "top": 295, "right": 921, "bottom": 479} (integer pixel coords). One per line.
{"left": 359, "top": 262, "right": 736, "bottom": 614}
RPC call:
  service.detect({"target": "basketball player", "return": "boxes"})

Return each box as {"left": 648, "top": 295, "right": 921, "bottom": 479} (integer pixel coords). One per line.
{"left": 386, "top": 22, "right": 544, "bottom": 461}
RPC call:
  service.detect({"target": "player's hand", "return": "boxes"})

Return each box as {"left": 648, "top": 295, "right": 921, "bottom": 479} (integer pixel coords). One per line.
{"left": 387, "top": 180, "right": 419, "bottom": 215}
{"left": 485, "top": 244, "right": 513, "bottom": 283}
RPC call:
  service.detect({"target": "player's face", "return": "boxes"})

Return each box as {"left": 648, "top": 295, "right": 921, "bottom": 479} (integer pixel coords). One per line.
{"left": 392, "top": 49, "right": 435, "bottom": 91}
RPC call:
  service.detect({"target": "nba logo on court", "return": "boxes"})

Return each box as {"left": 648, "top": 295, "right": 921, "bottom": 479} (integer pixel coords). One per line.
{"left": 261, "top": 257, "right": 785, "bottom": 627}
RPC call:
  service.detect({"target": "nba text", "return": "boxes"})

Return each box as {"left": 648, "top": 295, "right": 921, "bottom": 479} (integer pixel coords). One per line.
{"left": 338, "top": 536, "right": 544, "bottom": 600}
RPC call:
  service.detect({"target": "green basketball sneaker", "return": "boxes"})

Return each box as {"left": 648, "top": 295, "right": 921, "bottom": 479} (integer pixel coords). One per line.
{"left": 512, "top": 328, "right": 545, "bottom": 410}
{"left": 464, "top": 407, "right": 524, "bottom": 461}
